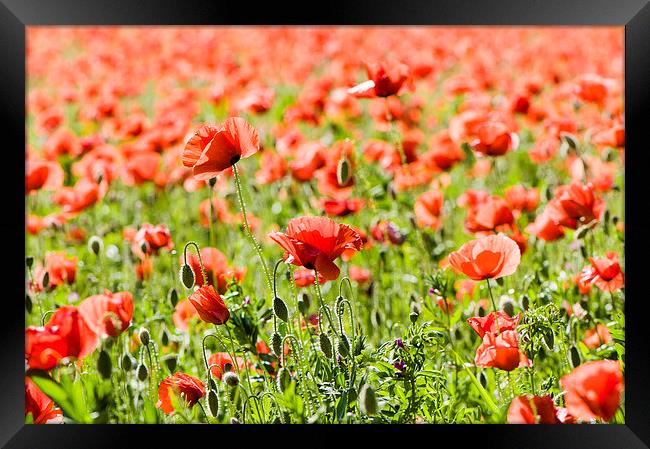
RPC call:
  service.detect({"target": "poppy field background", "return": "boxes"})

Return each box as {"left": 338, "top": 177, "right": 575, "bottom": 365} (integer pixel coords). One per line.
{"left": 25, "top": 27, "right": 625, "bottom": 424}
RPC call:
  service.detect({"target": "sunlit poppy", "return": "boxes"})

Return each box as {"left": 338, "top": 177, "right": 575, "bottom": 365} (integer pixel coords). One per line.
{"left": 448, "top": 234, "right": 521, "bottom": 281}
{"left": 157, "top": 373, "right": 206, "bottom": 415}
{"left": 188, "top": 285, "right": 230, "bottom": 325}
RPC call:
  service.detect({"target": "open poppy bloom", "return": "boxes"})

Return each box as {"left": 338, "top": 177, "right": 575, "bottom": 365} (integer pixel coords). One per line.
{"left": 525, "top": 211, "right": 565, "bottom": 241}
{"left": 25, "top": 377, "right": 63, "bottom": 424}
{"left": 25, "top": 306, "right": 98, "bottom": 370}
{"left": 183, "top": 247, "right": 246, "bottom": 294}
{"left": 470, "top": 121, "right": 519, "bottom": 156}
{"left": 320, "top": 198, "right": 364, "bottom": 217}
{"left": 172, "top": 299, "right": 198, "bottom": 332}
{"left": 582, "top": 324, "right": 613, "bottom": 349}
{"left": 156, "top": 373, "right": 206, "bottom": 415}
{"left": 348, "top": 61, "right": 410, "bottom": 98}
{"left": 52, "top": 178, "right": 107, "bottom": 213}
{"left": 507, "top": 395, "right": 572, "bottom": 424}
{"left": 504, "top": 185, "right": 539, "bottom": 213}
{"left": 30, "top": 251, "right": 77, "bottom": 293}
{"left": 268, "top": 216, "right": 363, "bottom": 281}
{"left": 26, "top": 160, "right": 64, "bottom": 194}
{"left": 468, "top": 311, "right": 521, "bottom": 338}
{"left": 208, "top": 352, "right": 249, "bottom": 380}
{"left": 560, "top": 360, "right": 623, "bottom": 422}
{"left": 414, "top": 190, "right": 444, "bottom": 230}
{"left": 546, "top": 182, "right": 605, "bottom": 229}
{"left": 182, "top": 117, "right": 260, "bottom": 180}
{"left": 448, "top": 234, "right": 521, "bottom": 281}
{"left": 583, "top": 252, "right": 624, "bottom": 292}
{"left": 133, "top": 223, "right": 174, "bottom": 257}
{"left": 293, "top": 267, "right": 326, "bottom": 287}
{"left": 77, "top": 290, "right": 134, "bottom": 338}
{"left": 188, "top": 285, "right": 230, "bottom": 325}
{"left": 475, "top": 329, "right": 531, "bottom": 371}
{"left": 464, "top": 196, "right": 515, "bottom": 234}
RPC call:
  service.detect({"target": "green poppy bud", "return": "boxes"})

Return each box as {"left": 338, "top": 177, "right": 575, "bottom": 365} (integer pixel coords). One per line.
{"left": 338, "top": 334, "right": 350, "bottom": 357}
{"left": 169, "top": 288, "right": 179, "bottom": 307}
{"left": 276, "top": 367, "right": 291, "bottom": 392}
{"left": 26, "top": 256, "right": 34, "bottom": 269}
{"left": 271, "top": 332, "right": 282, "bottom": 356}
{"left": 139, "top": 328, "right": 150, "bottom": 346}
{"left": 137, "top": 363, "right": 148, "bottom": 381}
{"left": 273, "top": 296, "right": 289, "bottom": 322}
{"left": 209, "top": 177, "right": 217, "bottom": 187}
{"left": 359, "top": 384, "right": 377, "bottom": 415}
{"left": 337, "top": 157, "right": 351, "bottom": 186}
{"left": 223, "top": 371, "right": 240, "bottom": 387}
{"left": 180, "top": 264, "right": 195, "bottom": 289}
{"left": 543, "top": 329, "right": 555, "bottom": 351}
{"left": 319, "top": 332, "right": 333, "bottom": 359}
{"left": 25, "top": 294, "right": 33, "bottom": 314}
{"left": 207, "top": 389, "right": 219, "bottom": 416}
{"left": 409, "top": 311, "right": 419, "bottom": 324}
{"left": 121, "top": 353, "right": 134, "bottom": 371}
{"left": 570, "top": 345, "right": 581, "bottom": 368}
{"left": 97, "top": 349, "right": 112, "bottom": 379}
{"left": 162, "top": 354, "right": 176, "bottom": 372}
{"left": 42, "top": 271, "right": 50, "bottom": 290}
{"left": 88, "top": 236, "right": 103, "bottom": 255}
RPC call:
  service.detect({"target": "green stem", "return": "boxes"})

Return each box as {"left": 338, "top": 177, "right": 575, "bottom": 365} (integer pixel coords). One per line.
{"left": 208, "top": 182, "right": 215, "bottom": 248}
{"left": 232, "top": 164, "right": 272, "bottom": 292}
{"left": 486, "top": 279, "right": 500, "bottom": 332}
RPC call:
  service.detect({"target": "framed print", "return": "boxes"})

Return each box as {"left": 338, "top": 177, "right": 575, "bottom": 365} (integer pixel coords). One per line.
{"left": 2, "top": 0, "right": 650, "bottom": 447}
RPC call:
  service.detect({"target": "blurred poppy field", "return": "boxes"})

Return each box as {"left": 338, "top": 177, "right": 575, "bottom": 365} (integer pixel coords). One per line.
{"left": 25, "top": 27, "right": 625, "bottom": 424}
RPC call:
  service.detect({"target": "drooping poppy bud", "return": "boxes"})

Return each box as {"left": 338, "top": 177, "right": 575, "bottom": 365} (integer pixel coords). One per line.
{"left": 223, "top": 371, "right": 240, "bottom": 388}
{"left": 207, "top": 389, "right": 219, "bottom": 417}
{"left": 139, "top": 328, "right": 150, "bottom": 346}
{"left": 359, "top": 384, "right": 378, "bottom": 415}
{"left": 320, "top": 332, "right": 333, "bottom": 359}
{"left": 97, "top": 349, "right": 112, "bottom": 379}
{"left": 180, "top": 264, "right": 195, "bottom": 289}
{"left": 273, "top": 296, "right": 289, "bottom": 322}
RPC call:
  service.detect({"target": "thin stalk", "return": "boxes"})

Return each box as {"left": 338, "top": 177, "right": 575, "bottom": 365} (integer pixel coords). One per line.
{"left": 486, "top": 279, "right": 501, "bottom": 332}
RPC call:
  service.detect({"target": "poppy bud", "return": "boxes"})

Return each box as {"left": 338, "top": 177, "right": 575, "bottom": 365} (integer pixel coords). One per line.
{"left": 223, "top": 371, "right": 240, "bottom": 387}
{"left": 543, "top": 329, "right": 555, "bottom": 350}
{"left": 276, "top": 367, "right": 291, "bottom": 392}
{"left": 502, "top": 298, "right": 515, "bottom": 317}
{"left": 271, "top": 332, "right": 283, "bottom": 356}
{"left": 26, "top": 256, "right": 34, "bottom": 269}
{"left": 162, "top": 354, "right": 176, "bottom": 372}
{"left": 337, "top": 157, "right": 351, "bottom": 186}
{"left": 137, "top": 363, "right": 148, "bottom": 381}
{"left": 372, "top": 309, "right": 382, "bottom": 326}
{"left": 161, "top": 329, "right": 170, "bottom": 346}
{"left": 273, "top": 296, "right": 289, "bottom": 322}
{"left": 409, "top": 311, "right": 419, "bottom": 324}
{"left": 521, "top": 295, "right": 530, "bottom": 311}
{"left": 140, "top": 242, "right": 148, "bottom": 255}
{"left": 580, "top": 244, "right": 588, "bottom": 260}
{"left": 570, "top": 345, "right": 581, "bottom": 368}
{"left": 169, "top": 288, "right": 179, "bottom": 307}
{"left": 88, "top": 236, "right": 103, "bottom": 255}
{"left": 42, "top": 271, "right": 50, "bottom": 290}
{"left": 180, "top": 264, "right": 195, "bottom": 289}
{"left": 561, "top": 132, "right": 579, "bottom": 150}
{"left": 230, "top": 417, "right": 240, "bottom": 424}
{"left": 359, "top": 384, "right": 378, "bottom": 415}
{"left": 338, "top": 334, "right": 350, "bottom": 357}
{"left": 297, "top": 298, "right": 308, "bottom": 316}
{"left": 320, "top": 332, "right": 333, "bottom": 359}
{"left": 25, "top": 294, "right": 33, "bottom": 314}
{"left": 139, "top": 328, "right": 150, "bottom": 346}
{"left": 478, "top": 370, "right": 487, "bottom": 388}
{"left": 207, "top": 389, "right": 219, "bottom": 416}
{"left": 97, "top": 349, "right": 112, "bottom": 379}
{"left": 121, "top": 353, "right": 134, "bottom": 371}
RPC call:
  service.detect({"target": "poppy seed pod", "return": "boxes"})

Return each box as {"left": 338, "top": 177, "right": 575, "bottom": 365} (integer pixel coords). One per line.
{"left": 338, "top": 334, "right": 350, "bottom": 357}
{"left": 543, "top": 329, "right": 555, "bottom": 350}
{"left": 320, "top": 332, "right": 333, "bottom": 359}
{"left": 163, "top": 354, "right": 177, "bottom": 372}
{"left": 121, "top": 353, "right": 133, "bottom": 371}
{"left": 42, "top": 271, "right": 50, "bottom": 290}
{"left": 273, "top": 296, "right": 289, "bottom": 322}
{"left": 88, "top": 236, "right": 103, "bottom": 255}
{"left": 208, "top": 177, "right": 217, "bottom": 187}
{"left": 139, "top": 328, "right": 150, "bottom": 346}
{"left": 570, "top": 345, "right": 581, "bottom": 368}
{"left": 161, "top": 329, "right": 170, "bottom": 346}
{"left": 180, "top": 264, "right": 195, "bottom": 289}
{"left": 409, "top": 311, "right": 419, "bottom": 324}
{"left": 223, "top": 371, "right": 240, "bottom": 387}
{"left": 26, "top": 256, "right": 34, "bottom": 269}
{"left": 137, "top": 363, "right": 148, "bottom": 381}
{"left": 271, "top": 332, "right": 283, "bottom": 356}
{"left": 25, "top": 294, "right": 33, "bottom": 314}
{"left": 207, "top": 389, "right": 219, "bottom": 416}
{"left": 359, "top": 384, "right": 378, "bottom": 415}
{"left": 337, "top": 157, "right": 351, "bottom": 186}
{"left": 97, "top": 349, "right": 112, "bottom": 379}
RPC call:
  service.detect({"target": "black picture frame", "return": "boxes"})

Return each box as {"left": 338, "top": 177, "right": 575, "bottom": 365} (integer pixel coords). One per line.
{"left": 2, "top": 0, "right": 649, "bottom": 447}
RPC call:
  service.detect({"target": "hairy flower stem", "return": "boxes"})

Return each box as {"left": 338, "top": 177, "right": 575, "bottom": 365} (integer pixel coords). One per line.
{"left": 313, "top": 269, "right": 337, "bottom": 332}
{"left": 208, "top": 182, "right": 215, "bottom": 248}
{"left": 232, "top": 164, "right": 272, "bottom": 292}
{"left": 183, "top": 241, "right": 208, "bottom": 285}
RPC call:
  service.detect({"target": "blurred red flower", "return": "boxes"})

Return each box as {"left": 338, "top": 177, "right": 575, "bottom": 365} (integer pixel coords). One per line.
{"left": 157, "top": 373, "right": 206, "bottom": 415}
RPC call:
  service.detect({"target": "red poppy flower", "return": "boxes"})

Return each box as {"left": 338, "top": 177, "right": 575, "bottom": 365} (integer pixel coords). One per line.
{"left": 342, "top": 225, "right": 370, "bottom": 261}
{"left": 133, "top": 223, "right": 174, "bottom": 257}
{"left": 135, "top": 258, "right": 153, "bottom": 281}
{"left": 470, "top": 121, "right": 519, "bottom": 156}
{"left": 560, "top": 360, "right": 623, "bottom": 422}
{"left": 25, "top": 306, "right": 97, "bottom": 370}
{"left": 26, "top": 160, "right": 64, "bottom": 194}
{"left": 586, "top": 252, "right": 624, "bottom": 292}
{"left": 455, "top": 279, "right": 477, "bottom": 301}
{"left": 78, "top": 290, "right": 134, "bottom": 338}
{"left": 348, "top": 61, "right": 410, "bottom": 98}
{"left": 183, "top": 247, "right": 246, "bottom": 294}
{"left": 208, "top": 352, "right": 249, "bottom": 380}
{"left": 448, "top": 234, "right": 521, "bottom": 281}
{"left": 507, "top": 395, "right": 562, "bottom": 424}
{"left": 504, "top": 185, "right": 539, "bottom": 213}
{"left": 172, "top": 299, "right": 198, "bottom": 332}
{"left": 320, "top": 198, "right": 364, "bottom": 217}
{"left": 188, "top": 285, "right": 230, "bottom": 325}
{"left": 52, "top": 178, "right": 107, "bottom": 213}
{"left": 268, "top": 216, "right": 363, "bottom": 281}
{"left": 546, "top": 182, "right": 605, "bottom": 229}
{"left": 289, "top": 142, "right": 326, "bottom": 182}
{"left": 349, "top": 265, "right": 371, "bottom": 284}
{"left": 122, "top": 151, "right": 161, "bottom": 186}
{"left": 468, "top": 312, "right": 521, "bottom": 338}
{"left": 293, "top": 267, "right": 326, "bottom": 287}
{"left": 464, "top": 196, "right": 514, "bottom": 234}
{"left": 574, "top": 73, "right": 609, "bottom": 103}
{"left": 182, "top": 117, "right": 260, "bottom": 180}
{"left": 255, "top": 150, "right": 286, "bottom": 185}
{"left": 414, "top": 190, "right": 444, "bottom": 230}
{"left": 156, "top": 373, "right": 206, "bottom": 415}
{"left": 371, "top": 220, "right": 406, "bottom": 246}
{"left": 423, "top": 131, "right": 464, "bottom": 171}
{"left": 30, "top": 252, "right": 77, "bottom": 292}
{"left": 475, "top": 329, "right": 531, "bottom": 371}
{"left": 582, "top": 324, "right": 613, "bottom": 349}
{"left": 525, "top": 211, "right": 565, "bottom": 241}
{"left": 199, "top": 198, "right": 233, "bottom": 228}
{"left": 529, "top": 136, "right": 559, "bottom": 163}
{"left": 25, "top": 377, "right": 63, "bottom": 424}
